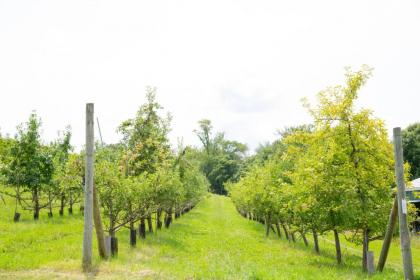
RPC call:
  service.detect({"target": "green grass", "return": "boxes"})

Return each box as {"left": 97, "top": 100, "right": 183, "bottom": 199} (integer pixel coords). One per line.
{"left": 0, "top": 194, "right": 418, "bottom": 279}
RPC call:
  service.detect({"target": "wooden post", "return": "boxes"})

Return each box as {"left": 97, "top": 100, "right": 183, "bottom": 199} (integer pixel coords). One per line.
{"left": 377, "top": 196, "right": 398, "bottom": 271}
{"left": 105, "top": 236, "right": 111, "bottom": 257}
{"left": 82, "top": 103, "right": 94, "bottom": 271}
{"left": 93, "top": 185, "right": 107, "bottom": 259}
{"left": 393, "top": 127, "right": 414, "bottom": 280}
{"left": 367, "top": 251, "right": 375, "bottom": 275}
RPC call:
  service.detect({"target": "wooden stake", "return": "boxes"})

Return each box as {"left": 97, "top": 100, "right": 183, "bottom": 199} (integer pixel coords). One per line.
{"left": 377, "top": 196, "right": 398, "bottom": 271}
{"left": 93, "top": 185, "right": 107, "bottom": 259}
{"left": 393, "top": 127, "right": 414, "bottom": 280}
{"left": 367, "top": 251, "right": 375, "bottom": 275}
{"left": 82, "top": 103, "right": 94, "bottom": 271}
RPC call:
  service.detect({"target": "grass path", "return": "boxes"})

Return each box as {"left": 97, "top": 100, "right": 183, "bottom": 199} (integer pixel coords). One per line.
{"left": 0, "top": 194, "right": 413, "bottom": 279}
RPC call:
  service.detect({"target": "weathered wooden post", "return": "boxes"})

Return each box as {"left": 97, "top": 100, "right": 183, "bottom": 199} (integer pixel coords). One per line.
{"left": 93, "top": 185, "right": 108, "bottom": 259}
{"left": 367, "top": 251, "right": 375, "bottom": 275}
{"left": 377, "top": 196, "right": 398, "bottom": 271}
{"left": 82, "top": 103, "right": 94, "bottom": 271}
{"left": 393, "top": 127, "right": 414, "bottom": 280}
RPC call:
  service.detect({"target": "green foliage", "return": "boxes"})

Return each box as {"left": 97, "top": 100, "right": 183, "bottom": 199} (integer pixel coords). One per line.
{"left": 302, "top": 66, "right": 394, "bottom": 242}
{"left": 2, "top": 113, "right": 55, "bottom": 219}
{"left": 230, "top": 67, "right": 398, "bottom": 271}
{"left": 195, "top": 119, "right": 247, "bottom": 195}
{"left": 6, "top": 113, "right": 53, "bottom": 189}
{"left": 119, "top": 86, "right": 172, "bottom": 176}
{"left": 402, "top": 123, "right": 420, "bottom": 179}
{"left": 90, "top": 88, "right": 208, "bottom": 237}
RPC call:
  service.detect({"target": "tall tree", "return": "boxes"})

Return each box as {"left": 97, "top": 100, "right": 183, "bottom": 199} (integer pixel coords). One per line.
{"left": 301, "top": 66, "right": 394, "bottom": 270}
{"left": 194, "top": 119, "right": 247, "bottom": 195}
{"left": 119, "top": 87, "right": 172, "bottom": 176}
{"left": 118, "top": 87, "right": 173, "bottom": 237}
{"left": 6, "top": 113, "right": 54, "bottom": 220}
{"left": 402, "top": 123, "right": 420, "bottom": 180}
{"left": 52, "top": 128, "right": 72, "bottom": 216}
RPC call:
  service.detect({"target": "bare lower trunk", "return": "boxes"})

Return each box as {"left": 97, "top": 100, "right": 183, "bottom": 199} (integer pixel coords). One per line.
{"left": 69, "top": 192, "right": 74, "bottom": 214}
{"left": 164, "top": 210, "right": 172, "bottom": 228}
{"left": 147, "top": 215, "right": 153, "bottom": 233}
{"left": 265, "top": 216, "right": 270, "bottom": 237}
{"left": 312, "top": 229, "right": 320, "bottom": 254}
{"left": 93, "top": 185, "right": 107, "bottom": 258}
{"left": 362, "top": 228, "right": 369, "bottom": 272}
{"left": 282, "top": 224, "right": 289, "bottom": 241}
{"left": 139, "top": 218, "right": 146, "bottom": 239}
{"left": 59, "top": 193, "right": 65, "bottom": 216}
{"left": 109, "top": 229, "right": 118, "bottom": 256}
{"left": 291, "top": 231, "right": 296, "bottom": 243}
{"left": 301, "top": 231, "right": 308, "bottom": 246}
{"left": 14, "top": 193, "right": 20, "bottom": 222}
{"left": 275, "top": 223, "right": 282, "bottom": 238}
{"left": 156, "top": 209, "right": 163, "bottom": 230}
{"left": 33, "top": 188, "right": 40, "bottom": 220}
{"left": 130, "top": 221, "right": 136, "bottom": 247}
{"left": 333, "top": 229, "right": 342, "bottom": 265}
{"left": 48, "top": 191, "right": 53, "bottom": 218}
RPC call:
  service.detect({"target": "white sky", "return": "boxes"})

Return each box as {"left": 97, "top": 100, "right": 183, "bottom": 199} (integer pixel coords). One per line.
{"left": 0, "top": 0, "right": 419, "bottom": 152}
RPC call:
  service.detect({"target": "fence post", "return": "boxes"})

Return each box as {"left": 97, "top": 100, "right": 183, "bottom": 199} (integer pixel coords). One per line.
{"left": 82, "top": 103, "right": 94, "bottom": 271}
{"left": 367, "top": 251, "right": 375, "bottom": 275}
{"left": 393, "top": 127, "right": 414, "bottom": 280}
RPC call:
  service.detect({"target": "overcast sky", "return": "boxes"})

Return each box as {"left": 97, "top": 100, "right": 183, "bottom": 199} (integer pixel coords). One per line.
{"left": 0, "top": 0, "right": 419, "bottom": 152}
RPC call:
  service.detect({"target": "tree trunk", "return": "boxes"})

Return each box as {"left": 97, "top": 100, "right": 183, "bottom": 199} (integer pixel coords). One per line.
{"left": 130, "top": 223, "right": 136, "bottom": 247}
{"left": 59, "top": 193, "right": 65, "bottom": 216}
{"left": 164, "top": 211, "right": 172, "bottom": 228}
{"left": 48, "top": 191, "right": 53, "bottom": 218}
{"left": 110, "top": 231, "right": 118, "bottom": 257}
{"left": 93, "top": 185, "right": 107, "bottom": 259}
{"left": 333, "top": 229, "right": 342, "bottom": 265}
{"left": 282, "top": 224, "right": 290, "bottom": 241}
{"left": 301, "top": 231, "right": 308, "bottom": 246}
{"left": 147, "top": 215, "right": 153, "bottom": 233}
{"left": 14, "top": 194, "right": 20, "bottom": 222}
{"left": 109, "top": 216, "right": 118, "bottom": 256}
{"left": 291, "top": 231, "right": 296, "bottom": 243}
{"left": 156, "top": 209, "right": 162, "bottom": 230}
{"left": 13, "top": 212, "right": 21, "bottom": 222}
{"left": 33, "top": 188, "right": 40, "bottom": 220}
{"left": 265, "top": 216, "right": 270, "bottom": 237}
{"left": 139, "top": 218, "right": 146, "bottom": 239}
{"left": 68, "top": 192, "right": 73, "bottom": 214}
{"left": 312, "top": 229, "right": 320, "bottom": 254}
{"left": 362, "top": 228, "right": 369, "bottom": 272}
{"left": 275, "top": 223, "right": 282, "bottom": 238}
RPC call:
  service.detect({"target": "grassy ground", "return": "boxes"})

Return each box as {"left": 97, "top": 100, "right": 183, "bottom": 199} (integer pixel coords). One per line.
{"left": 0, "top": 194, "right": 418, "bottom": 279}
